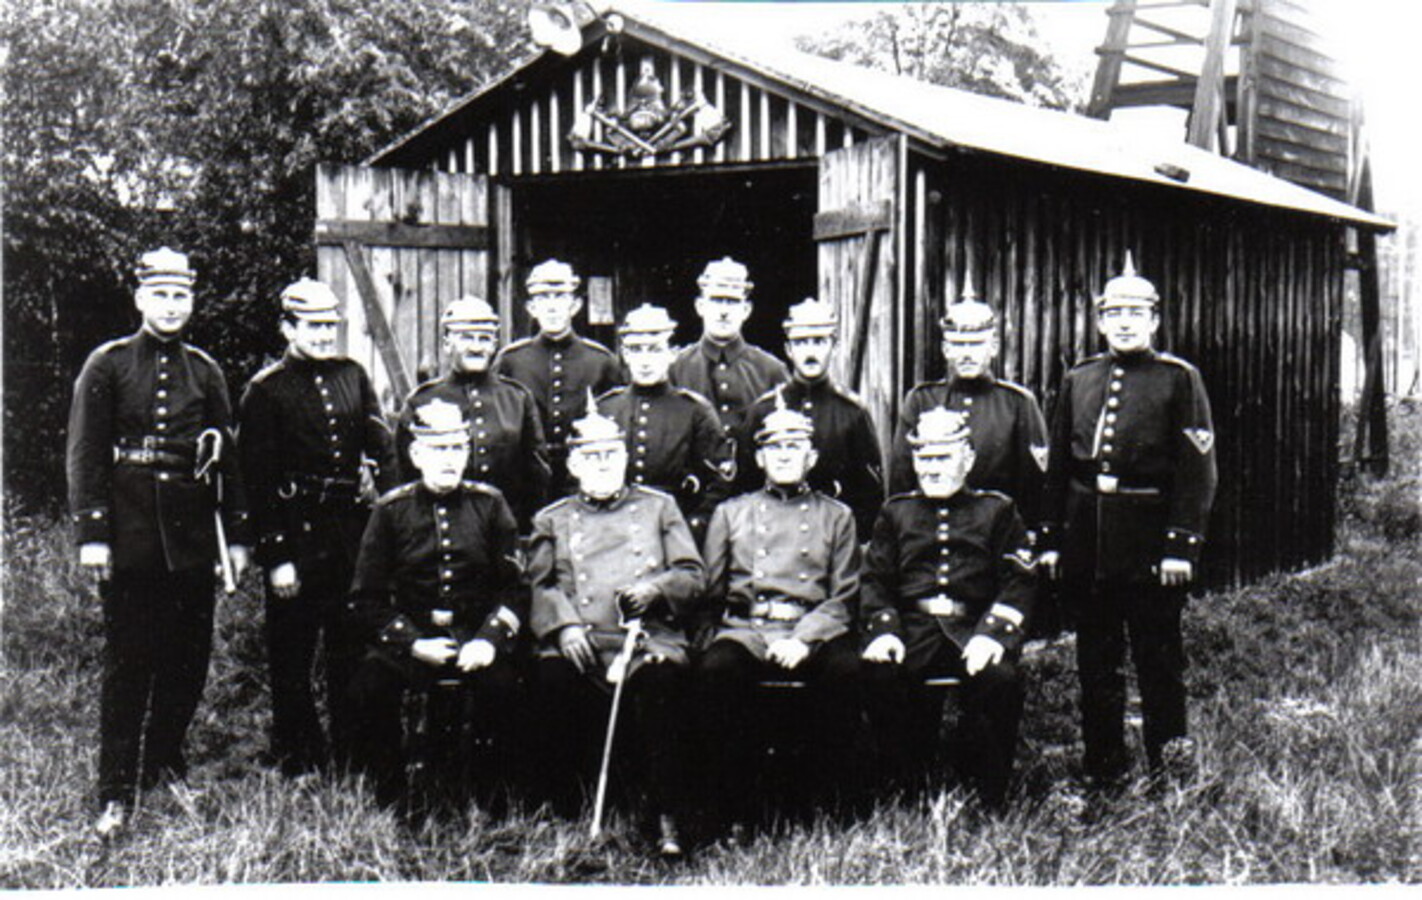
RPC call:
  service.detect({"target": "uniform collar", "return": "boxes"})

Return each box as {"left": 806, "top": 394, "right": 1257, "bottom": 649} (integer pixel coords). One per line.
{"left": 417, "top": 481, "right": 463, "bottom": 503}
{"left": 764, "top": 481, "right": 812, "bottom": 501}
{"left": 1109, "top": 348, "right": 1156, "bottom": 367}
{"left": 699, "top": 334, "right": 746, "bottom": 363}
{"left": 283, "top": 347, "right": 338, "bottom": 373}
{"left": 136, "top": 327, "right": 182, "bottom": 351}
{"left": 578, "top": 486, "right": 629, "bottom": 510}
{"left": 537, "top": 330, "right": 577, "bottom": 350}
{"left": 450, "top": 368, "right": 493, "bottom": 388}
{"left": 948, "top": 372, "right": 996, "bottom": 393}
{"left": 788, "top": 373, "right": 833, "bottom": 398}
{"left": 631, "top": 381, "right": 672, "bottom": 397}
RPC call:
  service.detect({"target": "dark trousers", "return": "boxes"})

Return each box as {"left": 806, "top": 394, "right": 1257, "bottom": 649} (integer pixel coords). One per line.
{"left": 263, "top": 565, "right": 360, "bottom": 775}
{"left": 692, "top": 635, "right": 863, "bottom": 824}
{"left": 1075, "top": 578, "right": 1187, "bottom": 778}
{"left": 862, "top": 633, "right": 1024, "bottom": 805}
{"left": 346, "top": 650, "right": 522, "bottom": 808}
{"left": 529, "top": 655, "right": 689, "bottom": 818}
{"left": 99, "top": 567, "right": 216, "bottom": 805}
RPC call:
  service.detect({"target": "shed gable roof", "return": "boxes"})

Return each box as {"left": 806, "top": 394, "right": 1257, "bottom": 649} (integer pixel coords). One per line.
{"left": 371, "top": 0, "right": 1389, "bottom": 230}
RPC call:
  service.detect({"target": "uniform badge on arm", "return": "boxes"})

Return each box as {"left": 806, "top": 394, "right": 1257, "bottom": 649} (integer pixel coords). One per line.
{"left": 1183, "top": 428, "right": 1214, "bottom": 455}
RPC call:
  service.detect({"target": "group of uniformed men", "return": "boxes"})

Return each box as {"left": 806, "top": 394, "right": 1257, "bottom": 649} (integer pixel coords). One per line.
{"left": 67, "top": 246, "right": 1216, "bottom": 856}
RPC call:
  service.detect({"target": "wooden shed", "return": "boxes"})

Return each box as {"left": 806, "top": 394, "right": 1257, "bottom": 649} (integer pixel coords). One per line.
{"left": 315, "top": 2, "right": 1391, "bottom": 586}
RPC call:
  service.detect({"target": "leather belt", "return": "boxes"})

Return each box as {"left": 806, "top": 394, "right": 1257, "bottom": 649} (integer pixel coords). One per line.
{"left": 113, "top": 447, "right": 190, "bottom": 468}
{"left": 916, "top": 595, "right": 971, "bottom": 618}
{"left": 278, "top": 473, "right": 360, "bottom": 503}
{"left": 1075, "top": 475, "right": 1162, "bottom": 497}
{"left": 747, "top": 599, "right": 803, "bottom": 622}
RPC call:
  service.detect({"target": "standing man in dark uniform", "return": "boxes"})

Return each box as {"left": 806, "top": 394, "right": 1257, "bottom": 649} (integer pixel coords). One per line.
{"left": 738, "top": 298, "right": 883, "bottom": 540}
{"left": 398, "top": 296, "right": 550, "bottom": 532}
{"left": 669, "top": 257, "right": 789, "bottom": 444}
{"left": 526, "top": 402, "right": 705, "bottom": 857}
{"left": 238, "top": 277, "right": 397, "bottom": 778}
{"left": 67, "top": 247, "right": 252, "bottom": 836}
{"left": 860, "top": 407, "right": 1037, "bottom": 808}
{"left": 694, "top": 404, "right": 863, "bottom": 836}
{"left": 493, "top": 259, "right": 621, "bottom": 497}
{"left": 888, "top": 293, "right": 1049, "bottom": 540}
{"left": 596, "top": 303, "right": 732, "bottom": 539}
{"left": 1038, "top": 255, "right": 1217, "bottom": 787}
{"left": 345, "top": 398, "right": 526, "bottom": 810}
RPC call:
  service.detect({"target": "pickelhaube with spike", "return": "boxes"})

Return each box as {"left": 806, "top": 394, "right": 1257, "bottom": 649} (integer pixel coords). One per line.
{"left": 940, "top": 280, "right": 996, "bottom": 335}
{"left": 754, "top": 390, "right": 815, "bottom": 446}
{"left": 280, "top": 278, "right": 342, "bottom": 323}
{"left": 441, "top": 295, "right": 500, "bottom": 333}
{"left": 1097, "top": 251, "right": 1159, "bottom": 309}
{"left": 135, "top": 247, "right": 196, "bottom": 287}
{"left": 567, "top": 388, "right": 625, "bottom": 447}
{"left": 907, "top": 405, "right": 972, "bottom": 450}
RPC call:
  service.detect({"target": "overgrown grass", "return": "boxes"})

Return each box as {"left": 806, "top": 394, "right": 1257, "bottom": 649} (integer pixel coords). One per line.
{"left": 3, "top": 401, "right": 1419, "bottom": 887}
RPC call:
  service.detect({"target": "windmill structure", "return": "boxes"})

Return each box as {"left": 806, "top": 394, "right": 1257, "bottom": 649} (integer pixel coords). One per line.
{"left": 1087, "top": 0, "right": 1389, "bottom": 473}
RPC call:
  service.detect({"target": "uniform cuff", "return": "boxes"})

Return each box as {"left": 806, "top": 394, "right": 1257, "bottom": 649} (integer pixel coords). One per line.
{"left": 73, "top": 508, "right": 110, "bottom": 545}
{"left": 378, "top": 614, "right": 421, "bottom": 651}
{"left": 475, "top": 606, "right": 521, "bottom": 652}
{"left": 257, "top": 532, "right": 293, "bottom": 569}
{"left": 865, "top": 607, "right": 901, "bottom": 639}
{"left": 1164, "top": 527, "right": 1204, "bottom": 566}
{"left": 1036, "top": 522, "right": 1060, "bottom": 553}
{"left": 976, "top": 603, "right": 1025, "bottom": 651}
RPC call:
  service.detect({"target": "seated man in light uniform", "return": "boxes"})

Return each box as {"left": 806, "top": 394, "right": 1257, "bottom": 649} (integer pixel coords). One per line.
{"left": 694, "top": 401, "right": 863, "bottom": 837}
{"left": 345, "top": 398, "right": 526, "bottom": 813}
{"left": 860, "top": 407, "right": 1037, "bottom": 808}
{"left": 526, "top": 400, "right": 706, "bottom": 857}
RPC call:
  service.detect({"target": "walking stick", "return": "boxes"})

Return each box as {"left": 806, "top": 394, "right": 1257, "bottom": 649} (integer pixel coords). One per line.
{"left": 590, "top": 617, "right": 645, "bottom": 839}
{"left": 196, "top": 428, "right": 237, "bottom": 594}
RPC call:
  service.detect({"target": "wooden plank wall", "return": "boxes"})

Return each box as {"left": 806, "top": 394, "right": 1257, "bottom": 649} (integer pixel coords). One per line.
{"left": 817, "top": 137, "right": 900, "bottom": 462}
{"left": 912, "top": 153, "right": 1346, "bottom": 585}
{"left": 315, "top": 163, "right": 491, "bottom": 410}
{"left": 390, "top": 39, "right": 876, "bottom": 177}
{"left": 1246, "top": 0, "right": 1351, "bottom": 198}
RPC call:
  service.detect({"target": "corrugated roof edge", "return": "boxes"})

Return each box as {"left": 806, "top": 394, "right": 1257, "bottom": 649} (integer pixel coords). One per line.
{"left": 366, "top": 1, "right": 1392, "bottom": 232}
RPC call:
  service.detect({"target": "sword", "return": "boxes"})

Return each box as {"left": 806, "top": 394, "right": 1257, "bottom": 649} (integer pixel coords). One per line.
{"left": 196, "top": 428, "right": 237, "bottom": 594}
{"left": 590, "top": 615, "right": 645, "bottom": 839}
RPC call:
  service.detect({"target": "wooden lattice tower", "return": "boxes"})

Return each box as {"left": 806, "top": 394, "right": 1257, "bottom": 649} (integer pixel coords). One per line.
{"left": 1088, "top": 0, "right": 1388, "bottom": 472}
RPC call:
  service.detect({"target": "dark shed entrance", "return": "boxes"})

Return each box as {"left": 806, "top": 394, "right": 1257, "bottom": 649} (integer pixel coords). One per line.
{"left": 316, "top": 2, "right": 1392, "bottom": 587}
{"left": 509, "top": 163, "right": 817, "bottom": 351}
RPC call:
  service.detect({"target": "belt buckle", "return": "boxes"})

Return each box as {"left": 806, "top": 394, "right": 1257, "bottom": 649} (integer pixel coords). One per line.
{"left": 431, "top": 609, "right": 454, "bottom": 628}
{"left": 1096, "top": 474, "right": 1119, "bottom": 494}
{"left": 135, "top": 448, "right": 156, "bottom": 465}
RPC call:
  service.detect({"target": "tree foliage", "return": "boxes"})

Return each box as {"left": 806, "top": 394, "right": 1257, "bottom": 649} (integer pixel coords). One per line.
{"left": 2, "top": 0, "right": 530, "bottom": 509}
{"left": 795, "top": 2, "right": 1080, "bottom": 112}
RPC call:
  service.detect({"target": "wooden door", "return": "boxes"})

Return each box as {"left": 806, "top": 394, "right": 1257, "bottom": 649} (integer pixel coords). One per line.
{"left": 816, "top": 135, "right": 901, "bottom": 457}
{"left": 315, "top": 163, "right": 494, "bottom": 410}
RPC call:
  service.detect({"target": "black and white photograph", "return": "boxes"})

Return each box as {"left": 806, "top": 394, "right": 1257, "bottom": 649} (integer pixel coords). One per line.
{"left": 3, "top": 0, "right": 1419, "bottom": 887}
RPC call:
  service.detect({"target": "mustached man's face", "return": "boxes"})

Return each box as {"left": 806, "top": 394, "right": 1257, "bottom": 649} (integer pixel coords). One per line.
{"left": 568, "top": 441, "right": 628, "bottom": 500}
{"left": 942, "top": 332, "right": 997, "bottom": 380}
{"left": 283, "top": 317, "right": 341, "bottom": 361}
{"left": 445, "top": 329, "right": 499, "bottom": 374}
{"left": 913, "top": 442, "right": 975, "bottom": 499}
{"left": 786, "top": 335, "right": 834, "bottom": 381}
{"left": 135, "top": 283, "right": 195, "bottom": 337}
{"left": 695, "top": 294, "right": 751, "bottom": 343}
{"left": 1097, "top": 304, "right": 1159, "bottom": 355}
{"left": 411, "top": 436, "right": 470, "bottom": 493}
{"left": 622, "top": 335, "right": 675, "bottom": 387}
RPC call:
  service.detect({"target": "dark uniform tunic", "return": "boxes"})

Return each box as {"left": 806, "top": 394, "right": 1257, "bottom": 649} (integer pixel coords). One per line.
{"left": 859, "top": 488, "right": 1036, "bottom": 802}
{"left": 738, "top": 376, "right": 883, "bottom": 540}
{"left": 526, "top": 485, "right": 705, "bottom": 815}
{"left": 669, "top": 334, "right": 789, "bottom": 441}
{"left": 397, "top": 370, "right": 551, "bottom": 531}
{"left": 888, "top": 376, "right": 1049, "bottom": 533}
{"left": 493, "top": 332, "right": 621, "bottom": 495}
{"left": 345, "top": 480, "right": 526, "bottom": 804}
{"left": 238, "top": 351, "right": 397, "bottom": 775}
{"left": 595, "top": 382, "right": 732, "bottom": 536}
{"left": 67, "top": 328, "right": 251, "bottom": 805}
{"left": 694, "top": 484, "right": 863, "bottom": 824}
{"left": 1040, "top": 349, "right": 1217, "bottom": 778}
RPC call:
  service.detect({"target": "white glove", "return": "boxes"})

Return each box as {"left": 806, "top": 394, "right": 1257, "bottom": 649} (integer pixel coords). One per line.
{"left": 962, "top": 634, "right": 1005, "bottom": 676}
{"left": 862, "top": 633, "right": 905, "bottom": 664}
{"left": 457, "top": 639, "right": 497, "bottom": 672}
{"left": 268, "top": 562, "right": 300, "bottom": 598}
{"left": 1159, "top": 557, "right": 1193, "bottom": 587}
{"left": 79, "top": 542, "right": 112, "bottom": 581}
{"left": 766, "top": 638, "right": 811, "bottom": 670}
{"left": 228, "top": 545, "right": 251, "bottom": 583}
{"left": 1038, "top": 550, "right": 1061, "bottom": 581}
{"left": 411, "top": 637, "right": 458, "bottom": 667}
